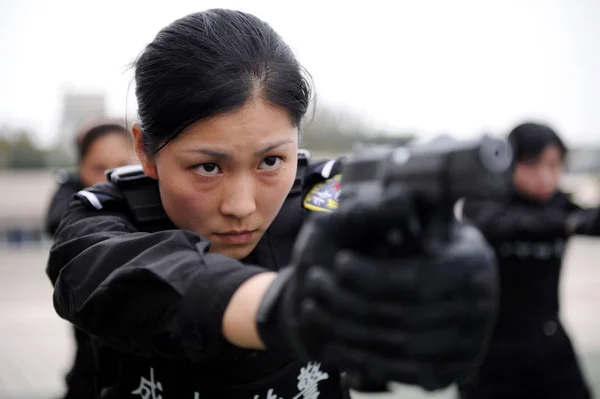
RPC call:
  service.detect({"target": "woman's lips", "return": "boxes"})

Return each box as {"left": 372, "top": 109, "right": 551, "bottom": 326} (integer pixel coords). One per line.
{"left": 213, "top": 230, "right": 257, "bottom": 245}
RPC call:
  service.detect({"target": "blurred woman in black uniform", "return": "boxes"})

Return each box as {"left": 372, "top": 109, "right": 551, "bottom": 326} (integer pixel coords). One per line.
{"left": 46, "top": 119, "right": 133, "bottom": 236}
{"left": 46, "top": 9, "right": 500, "bottom": 399}
{"left": 460, "top": 122, "right": 600, "bottom": 399}
{"left": 45, "top": 119, "right": 133, "bottom": 399}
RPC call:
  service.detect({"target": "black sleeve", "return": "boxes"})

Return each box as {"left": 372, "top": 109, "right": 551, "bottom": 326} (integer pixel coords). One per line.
{"left": 568, "top": 202, "right": 600, "bottom": 237}
{"left": 45, "top": 182, "right": 81, "bottom": 236}
{"left": 554, "top": 193, "right": 600, "bottom": 237}
{"left": 47, "top": 197, "right": 268, "bottom": 362}
{"left": 462, "top": 198, "right": 569, "bottom": 241}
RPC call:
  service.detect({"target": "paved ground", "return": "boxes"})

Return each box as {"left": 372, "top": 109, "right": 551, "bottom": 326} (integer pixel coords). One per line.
{"left": 0, "top": 239, "right": 599, "bottom": 399}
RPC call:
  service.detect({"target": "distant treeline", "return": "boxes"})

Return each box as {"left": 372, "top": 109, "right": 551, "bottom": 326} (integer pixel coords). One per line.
{"left": 1, "top": 107, "right": 599, "bottom": 173}
{"left": 300, "top": 104, "right": 414, "bottom": 152}
{"left": 0, "top": 128, "right": 72, "bottom": 169}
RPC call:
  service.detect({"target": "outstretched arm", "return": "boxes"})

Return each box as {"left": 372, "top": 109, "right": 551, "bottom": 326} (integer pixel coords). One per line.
{"left": 462, "top": 198, "right": 570, "bottom": 241}
{"left": 48, "top": 196, "right": 272, "bottom": 361}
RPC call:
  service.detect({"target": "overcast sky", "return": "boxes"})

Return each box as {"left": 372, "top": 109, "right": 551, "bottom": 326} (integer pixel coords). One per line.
{"left": 0, "top": 0, "right": 599, "bottom": 147}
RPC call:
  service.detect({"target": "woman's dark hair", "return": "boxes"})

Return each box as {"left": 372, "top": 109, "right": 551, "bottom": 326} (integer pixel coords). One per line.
{"left": 133, "top": 9, "right": 313, "bottom": 155}
{"left": 75, "top": 119, "right": 128, "bottom": 162}
{"left": 508, "top": 122, "right": 568, "bottom": 163}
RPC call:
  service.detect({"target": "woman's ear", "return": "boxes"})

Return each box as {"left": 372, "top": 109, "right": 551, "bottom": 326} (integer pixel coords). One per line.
{"left": 132, "top": 123, "right": 158, "bottom": 179}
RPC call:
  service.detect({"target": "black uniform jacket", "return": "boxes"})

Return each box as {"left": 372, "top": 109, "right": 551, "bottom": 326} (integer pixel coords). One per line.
{"left": 463, "top": 191, "right": 600, "bottom": 339}
{"left": 46, "top": 155, "right": 346, "bottom": 399}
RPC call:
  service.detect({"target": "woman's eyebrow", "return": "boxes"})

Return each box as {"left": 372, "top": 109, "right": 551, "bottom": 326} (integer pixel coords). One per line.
{"left": 253, "top": 139, "right": 294, "bottom": 156}
{"left": 182, "top": 148, "right": 229, "bottom": 159}
{"left": 182, "top": 139, "right": 294, "bottom": 159}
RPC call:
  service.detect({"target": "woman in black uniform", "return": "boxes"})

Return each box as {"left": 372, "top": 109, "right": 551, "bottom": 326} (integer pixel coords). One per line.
{"left": 47, "top": 9, "right": 499, "bottom": 399}
{"left": 45, "top": 119, "right": 133, "bottom": 399}
{"left": 46, "top": 119, "right": 133, "bottom": 237}
{"left": 460, "top": 122, "right": 600, "bottom": 399}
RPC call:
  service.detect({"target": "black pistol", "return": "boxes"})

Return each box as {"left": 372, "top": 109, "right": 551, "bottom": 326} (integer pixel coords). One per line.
{"left": 341, "top": 134, "right": 513, "bottom": 212}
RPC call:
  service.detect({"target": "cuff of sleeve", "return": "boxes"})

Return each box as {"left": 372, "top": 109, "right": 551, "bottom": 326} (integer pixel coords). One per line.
{"left": 573, "top": 209, "right": 600, "bottom": 235}
{"left": 256, "top": 266, "right": 295, "bottom": 353}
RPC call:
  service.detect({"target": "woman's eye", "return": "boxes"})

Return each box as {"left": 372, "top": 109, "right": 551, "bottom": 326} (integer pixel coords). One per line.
{"left": 259, "top": 156, "right": 283, "bottom": 171}
{"left": 195, "top": 163, "right": 221, "bottom": 176}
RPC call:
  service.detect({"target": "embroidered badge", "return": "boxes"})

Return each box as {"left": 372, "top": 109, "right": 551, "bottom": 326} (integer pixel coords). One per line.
{"left": 132, "top": 367, "right": 163, "bottom": 399}
{"left": 303, "top": 174, "right": 342, "bottom": 213}
{"left": 252, "top": 361, "right": 330, "bottom": 399}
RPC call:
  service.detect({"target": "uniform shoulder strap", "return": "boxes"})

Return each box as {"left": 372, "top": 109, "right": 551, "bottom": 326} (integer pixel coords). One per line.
{"left": 106, "top": 165, "right": 169, "bottom": 223}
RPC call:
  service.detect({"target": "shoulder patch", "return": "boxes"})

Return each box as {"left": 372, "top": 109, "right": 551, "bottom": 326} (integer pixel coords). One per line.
{"left": 77, "top": 190, "right": 104, "bottom": 210}
{"left": 75, "top": 185, "right": 123, "bottom": 212}
{"left": 303, "top": 174, "right": 342, "bottom": 213}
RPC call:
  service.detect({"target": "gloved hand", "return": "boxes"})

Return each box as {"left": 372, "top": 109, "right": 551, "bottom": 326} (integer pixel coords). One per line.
{"left": 256, "top": 186, "right": 499, "bottom": 392}
{"left": 567, "top": 207, "right": 600, "bottom": 236}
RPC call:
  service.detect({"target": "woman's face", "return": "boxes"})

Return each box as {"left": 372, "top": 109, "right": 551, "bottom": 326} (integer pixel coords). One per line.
{"left": 513, "top": 144, "right": 565, "bottom": 202}
{"left": 134, "top": 98, "right": 299, "bottom": 260}
{"left": 79, "top": 132, "right": 136, "bottom": 188}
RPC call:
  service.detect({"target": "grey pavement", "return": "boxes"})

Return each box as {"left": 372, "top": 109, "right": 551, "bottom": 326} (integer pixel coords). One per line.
{"left": 1, "top": 239, "right": 599, "bottom": 399}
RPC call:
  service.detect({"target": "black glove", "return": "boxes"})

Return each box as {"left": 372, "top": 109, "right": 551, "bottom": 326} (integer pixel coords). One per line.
{"left": 567, "top": 207, "right": 600, "bottom": 235}
{"left": 256, "top": 186, "right": 498, "bottom": 392}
